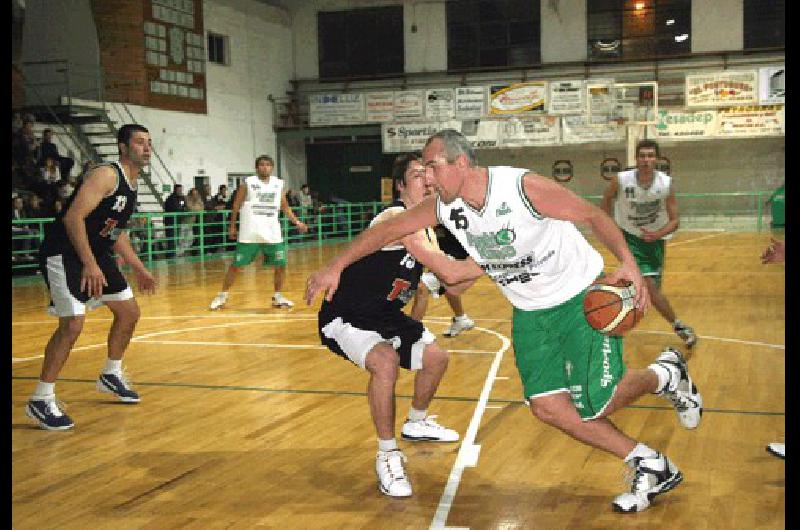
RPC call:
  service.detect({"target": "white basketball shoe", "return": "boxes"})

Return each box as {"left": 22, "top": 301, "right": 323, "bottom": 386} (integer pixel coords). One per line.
{"left": 652, "top": 347, "right": 703, "bottom": 429}
{"left": 272, "top": 293, "right": 294, "bottom": 308}
{"left": 375, "top": 449, "right": 412, "bottom": 497}
{"left": 401, "top": 415, "right": 460, "bottom": 442}
{"left": 443, "top": 315, "right": 475, "bottom": 337}
{"left": 612, "top": 450, "right": 683, "bottom": 513}
{"left": 209, "top": 292, "right": 228, "bottom": 310}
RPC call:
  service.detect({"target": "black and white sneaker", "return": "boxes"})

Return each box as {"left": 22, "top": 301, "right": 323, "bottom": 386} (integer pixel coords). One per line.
{"left": 653, "top": 347, "right": 703, "bottom": 429}
{"left": 767, "top": 443, "right": 785, "bottom": 459}
{"left": 612, "top": 451, "right": 683, "bottom": 513}
{"left": 97, "top": 372, "right": 140, "bottom": 403}
{"left": 375, "top": 449, "right": 412, "bottom": 497}
{"left": 674, "top": 322, "right": 697, "bottom": 349}
{"left": 26, "top": 398, "right": 74, "bottom": 430}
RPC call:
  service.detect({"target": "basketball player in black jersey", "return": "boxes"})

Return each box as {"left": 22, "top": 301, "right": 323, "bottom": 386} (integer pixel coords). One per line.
{"left": 26, "top": 124, "right": 157, "bottom": 431}
{"left": 317, "top": 154, "right": 474, "bottom": 497}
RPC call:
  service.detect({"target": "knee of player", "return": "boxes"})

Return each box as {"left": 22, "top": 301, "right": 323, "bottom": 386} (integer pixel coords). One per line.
{"left": 59, "top": 316, "right": 85, "bottom": 340}
{"left": 365, "top": 345, "right": 400, "bottom": 378}
{"left": 114, "top": 302, "right": 141, "bottom": 327}
{"left": 528, "top": 396, "right": 565, "bottom": 425}
{"left": 421, "top": 344, "right": 449, "bottom": 370}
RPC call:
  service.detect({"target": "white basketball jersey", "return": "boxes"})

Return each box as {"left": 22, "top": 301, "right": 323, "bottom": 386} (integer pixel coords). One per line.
{"left": 436, "top": 166, "right": 603, "bottom": 311}
{"left": 614, "top": 169, "right": 673, "bottom": 240}
{"left": 238, "top": 175, "right": 284, "bottom": 244}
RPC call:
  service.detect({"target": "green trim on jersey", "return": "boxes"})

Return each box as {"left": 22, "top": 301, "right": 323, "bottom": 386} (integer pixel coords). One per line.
{"left": 512, "top": 289, "right": 626, "bottom": 420}
{"left": 517, "top": 171, "right": 544, "bottom": 220}
{"left": 233, "top": 242, "right": 287, "bottom": 268}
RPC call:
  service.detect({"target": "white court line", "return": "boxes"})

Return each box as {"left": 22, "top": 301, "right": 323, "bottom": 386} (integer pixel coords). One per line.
{"left": 430, "top": 326, "right": 511, "bottom": 530}
{"left": 633, "top": 330, "right": 785, "bottom": 350}
{"left": 494, "top": 376, "right": 509, "bottom": 380}
{"left": 668, "top": 232, "right": 727, "bottom": 248}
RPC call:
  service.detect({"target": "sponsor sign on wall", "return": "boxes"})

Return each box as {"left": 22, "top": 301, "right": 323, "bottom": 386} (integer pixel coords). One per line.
{"left": 498, "top": 116, "right": 560, "bottom": 147}
{"left": 309, "top": 93, "right": 365, "bottom": 126}
{"left": 365, "top": 91, "right": 395, "bottom": 123}
{"left": 393, "top": 90, "right": 426, "bottom": 120}
{"left": 455, "top": 86, "right": 487, "bottom": 119}
{"left": 561, "top": 115, "right": 625, "bottom": 144}
{"left": 489, "top": 82, "right": 547, "bottom": 115}
{"left": 685, "top": 70, "right": 758, "bottom": 107}
{"left": 425, "top": 89, "right": 455, "bottom": 120}
{"left": 759, "top": 66, "right": 785, "bottom": 105}
{"left": 459, "top": 119, "right": 500, "bottom": 149}
{"left": 548, "top": 80, "right": 585, "bottom": 115}
{"left": 649, "top": 108, "right": 717, "bottom": 140}
{"left": 381, "top": 122, "right": 448, "bottom": 153}
{"left": 715, "top": 105, "right": 784, "bottom": 137}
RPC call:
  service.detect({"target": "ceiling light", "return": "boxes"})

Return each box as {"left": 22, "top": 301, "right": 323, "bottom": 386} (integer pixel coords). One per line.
{"left": 666, "top": 19, "right": 675, "bottom": 25}
{"left": 635, "top": 2, "right": 645, "bottom": 10}
{"left": 674, "top": 33, "right": 688, "bottom": 42}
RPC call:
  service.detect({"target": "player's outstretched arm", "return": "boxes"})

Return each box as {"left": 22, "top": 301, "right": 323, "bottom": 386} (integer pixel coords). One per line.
{"left": 522, "top": 172, "right": 650, "bottom": 310}
{"left": 304, "top": 196, "right": 439, "bottom": 305}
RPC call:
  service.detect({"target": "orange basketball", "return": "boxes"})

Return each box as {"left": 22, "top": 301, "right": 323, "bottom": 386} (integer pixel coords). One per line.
{"left": 583, "top": 279, "right": 644, "bottom": 336}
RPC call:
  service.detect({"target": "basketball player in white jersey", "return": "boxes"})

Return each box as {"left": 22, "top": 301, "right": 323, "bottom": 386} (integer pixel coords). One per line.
{"left": 761, "top": 237, "right": 785, "bottom": 460}
{"left": 600, "top": 140, "right": 698, "bottom": 348}
{"left": 209, "top": 155, "right": 308, "bottom": 310}
{"left": 305, "top": 129, "right": 703, "bottom": 513}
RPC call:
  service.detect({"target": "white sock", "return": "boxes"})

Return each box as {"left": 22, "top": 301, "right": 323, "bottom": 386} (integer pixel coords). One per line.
{"left": 104, "top": 359, "right": 123, "bottom": 375}
{"left": 219, "top": 291, "right": 229, "bottom": 297}
{"left": 624, "top": 443, "right": 658, "bottom": 463}
{"left": 273, "top": 291, "right": 282, "bottom": 298}
{"left": 378, "top": 438, "right": 398, "bottom": 452}
{"left": 673, "top": 319, "right": 684, "bottom": 329}
{"left": 648, "top": 362, "right": 672, "bottom": 394}
{"left": 32, "top": 381, "right": 55, "bottom": 400}
{"left": 408, "top": 407, "right": 427, "bottom": 422}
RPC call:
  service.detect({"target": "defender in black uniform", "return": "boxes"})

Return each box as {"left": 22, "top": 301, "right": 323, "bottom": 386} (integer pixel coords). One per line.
{"left": 317, "top": 154, "right": 468, "bottom": 498}
{"left": 26, "top": 124, "right": 157, "bottom": 431}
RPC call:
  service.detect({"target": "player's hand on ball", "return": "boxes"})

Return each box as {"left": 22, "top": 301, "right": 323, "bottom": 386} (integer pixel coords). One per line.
{"left": 605, "top": 260, "right": 649, "bottom": 311}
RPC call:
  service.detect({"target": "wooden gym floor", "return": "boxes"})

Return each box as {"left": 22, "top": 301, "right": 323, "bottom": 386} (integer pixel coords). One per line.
{"left": 12, "top": 231, "right": 784, "bottom": 529}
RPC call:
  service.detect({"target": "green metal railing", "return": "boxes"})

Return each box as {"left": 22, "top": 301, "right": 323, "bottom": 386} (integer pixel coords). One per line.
{"left": 12, "top": 202, "right": 387, "bottom": 273}
{"left": 10, "top": 193, "right": 777, "bottom": 273}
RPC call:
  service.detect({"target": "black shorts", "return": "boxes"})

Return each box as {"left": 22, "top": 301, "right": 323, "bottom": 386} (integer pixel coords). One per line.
{"left": 318, "top": 305, "right": 435, "bottom": 371}
{"left": 39, "top": 251, "right": 132, "bottom": 317}
{"left": 435, "top": 227, "right": 469, "bottom": 259}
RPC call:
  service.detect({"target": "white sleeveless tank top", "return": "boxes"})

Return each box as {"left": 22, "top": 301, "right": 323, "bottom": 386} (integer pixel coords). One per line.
{"left": 435, "top": 166, "right": 603, "bottom": 311}
{"left": 614, "top": 169, "right": 673, "bottom": 240}
{"left": 238, "top": 175, "right": 284, "bottom": 244}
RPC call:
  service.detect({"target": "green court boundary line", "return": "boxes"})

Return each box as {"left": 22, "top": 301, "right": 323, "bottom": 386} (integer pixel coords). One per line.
{"left": 11, "top": 376, "right": 784, "bottom": 417}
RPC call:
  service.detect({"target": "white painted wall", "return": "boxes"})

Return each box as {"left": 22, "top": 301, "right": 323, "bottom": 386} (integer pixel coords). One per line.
{"left": 540, "top": 0, "right": 587, "bottom": 63}
{"left": 691, "top": 0, "right": 743, "bottom": 52}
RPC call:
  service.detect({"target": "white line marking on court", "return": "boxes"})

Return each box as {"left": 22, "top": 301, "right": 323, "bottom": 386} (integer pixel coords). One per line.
{"left": 430, "top": 326, "right": 511, "bottom": 530}
{"left": 485, "top": 406, "right": 503, "bottom": 410}
{"left": 668, "top": 232, "right": 727, "bottom": 247}
{"left": 632, "top": 330, "right": 785, "bottom": 350}
{"left": 494, "top": 376, "right": 509, "bottom": 380}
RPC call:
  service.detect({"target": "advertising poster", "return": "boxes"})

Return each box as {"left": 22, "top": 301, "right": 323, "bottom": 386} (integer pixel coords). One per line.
{"left": 686, "top": 70, "right": 758, "bottom": 107}
{"left": 365, "top": 91, "right": 395, "bottom": 123}
{"left": 489, "top": 81, "right": 547, "bottom": 115}
{"left": 309, "top": 93, "right": 365, "bottom": 126}
{"left": 425, "top": 88, "right": 455, "bottom": 120}
{"left": 455, "top": 86, "right": 486, "bottom": 119}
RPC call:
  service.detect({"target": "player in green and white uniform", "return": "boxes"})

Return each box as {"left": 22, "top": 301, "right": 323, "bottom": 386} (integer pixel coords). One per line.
{"left": 209, "top": 155, "right": 308, "bottom": 310}
{"left": 306, "top": 129, "right": 703, "bottom": 514}
{"left": 600, "top": 139, "right": 697, "bottom": 348}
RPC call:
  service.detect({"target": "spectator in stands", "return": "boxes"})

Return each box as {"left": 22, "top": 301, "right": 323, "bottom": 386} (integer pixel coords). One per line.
{"left": 13, "top": 119, "right": 39, "bottom": 184}
{"left": 37, "top": 155, "right": 61, "bottom": 205}
{"left": 38, "top": 128, "right": 74, "bottom": 178}
{"left": 25, "top": 193, "right": 49, "bottom": 218}
{"left": 185, "top": 187, "right": 205, "bottom": 256}
{"left": 163, "top": 184, "right": 187, "bottom": 258}
{"left": 12, "top": 195, "right": 35, "bottom": 261}
{"left": 205, "top": 184, "right": 228, "bottom": 253}
{"left": 57, "top": 176, "right": 77, "bottom": 200}
{"left": 52, "top": 197, "right": 64, "bottom": 216}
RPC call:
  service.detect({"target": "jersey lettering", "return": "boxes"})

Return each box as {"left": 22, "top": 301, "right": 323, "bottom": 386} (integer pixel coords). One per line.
{"left": 99, "top": 218, "right": 118, "bottom": 237}
{"left": 450, "top": 208, "right": 469, "bottom": 230}
{"left": 387, "top": 278, "right": 412, "bottom": 301}
{"left": 111, "top": 195, "right": 127, "bottom": 212}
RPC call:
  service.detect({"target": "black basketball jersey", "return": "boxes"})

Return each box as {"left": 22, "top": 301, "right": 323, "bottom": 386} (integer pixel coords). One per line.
{"left": 322, "top": 201, "right": 430, "bottom": 321}
{"left": 41, "top": 162, "right": 138, "bottom": 258}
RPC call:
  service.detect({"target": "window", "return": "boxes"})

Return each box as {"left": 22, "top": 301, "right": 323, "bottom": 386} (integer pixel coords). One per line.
{"left": 447, "top": 0, "right": 540, "bottom": 70}
{"left": 587, "top": 0, "right": 691, "bottom": 61}
{"left": 207, "top": 32, "right": 229, "bottom": 65}
{"left": 743, "top": 0, "right": 784, "bottom": 49}
{"left": 318, "top": 6, "right": 404, "bottom": 79}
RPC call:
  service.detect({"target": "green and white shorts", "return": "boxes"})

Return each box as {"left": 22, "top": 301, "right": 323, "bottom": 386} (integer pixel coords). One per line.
{"left": 512, "top": 289, "right": 626, "bottom": 420}
{"left": 623, "top": 230, "right": 665, "bottom": 285}
{"left": 233, "top": 242, "right": 287, "bottom": 267}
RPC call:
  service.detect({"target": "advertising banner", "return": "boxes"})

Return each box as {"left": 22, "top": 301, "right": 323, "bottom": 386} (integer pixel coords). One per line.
{"left": 715, "top": 105, "right": 785, "bottom": 137}
{"left": 685, "top": 70, "right": 758, "bottom": 107}
{"left": 548, "top": 80, "right": 585, "bottom": 115}
{"left": 759, "top": 66, "right": 785, "bottom": 105}
{"left": 382, "top": 119, "right": 501, "bottom": 152}
{"left": 561, "top": 115, "right": 624, "bottom": 144}
{"left": 649, "top": 108, "right": 717, "bottom": 140}
{"left": 455, "top": 86, "right": 487, "bottom": 119}
{"left": 365, "top": 91, "right": 395, "bottom": 123}
{"left": 309, "top": 93, "right": 365, "bottom": 126}
{"left": 393, "top": 90, "right": 426, "bottom": 120}
{"left": 498, "top": 116, "right": 560, "bottom": 147}
{"left": 425, "top": 88, "right": 455, "bottom": 120}
{"left": 489, "top": 81, "right": 547, "bottom": 115}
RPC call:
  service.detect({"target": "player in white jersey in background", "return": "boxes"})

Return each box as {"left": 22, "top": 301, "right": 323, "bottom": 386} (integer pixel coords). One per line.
{"left": 209, "top": 155, "right": 308, "bottom": 310}
{"left": 305, "top": 129, "right": 703, "bottom": 513}
{"left": 600, "top": 140, "right": 697, "bottom": 349}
